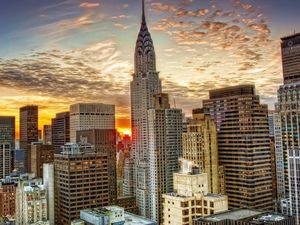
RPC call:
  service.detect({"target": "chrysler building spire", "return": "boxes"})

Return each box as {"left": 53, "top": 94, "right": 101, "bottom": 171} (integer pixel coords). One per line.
{"left": 142, "top": 0, "right": 146, "bottom": 24}
{"left": 134, "top": 0, "right": 156, "bottom": 75}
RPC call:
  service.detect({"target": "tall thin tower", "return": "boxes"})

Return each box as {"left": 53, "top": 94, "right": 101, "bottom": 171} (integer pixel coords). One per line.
{"left": 276, "top": 33, "right": 300, "bottom": 224}
{"left": 130, "top": 0, "right": 162, "bottom": 217}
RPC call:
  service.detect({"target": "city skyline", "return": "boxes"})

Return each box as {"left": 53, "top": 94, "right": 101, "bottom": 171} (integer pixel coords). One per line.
{"left": 0, "top": 1, "right": 299, "bottom": 224}
{"left": 0, "top": 0, "right": 300, "bottom": 136}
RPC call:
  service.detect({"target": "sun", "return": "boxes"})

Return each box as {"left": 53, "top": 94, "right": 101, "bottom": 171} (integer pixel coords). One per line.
{"left": 118, "top": 128, "right": 132, "bottom": 137}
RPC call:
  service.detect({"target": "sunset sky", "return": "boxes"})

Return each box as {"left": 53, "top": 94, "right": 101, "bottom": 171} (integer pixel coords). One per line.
{"left": 0, "top": 0, "right": 299, "bottom": 136}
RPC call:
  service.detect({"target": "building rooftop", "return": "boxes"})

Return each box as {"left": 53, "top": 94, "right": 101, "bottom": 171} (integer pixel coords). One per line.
{"left": 80, "top": 207, "right": 156, "bottom": 225}
{"left": 163, "top": 192, "right": 192, "bottom": 199}
{"left": 205, "top": 193, "right": 227, "bottom": 198}
{"left": 202, "top": 209, "right": 261, "bottom": 221}
{"left": 164, "top": 192, "right": 226, "bottom": 200}
{"left": 24, "top": 185, "right": 45, "bottom": 192}
{"left": 195, "top": 209, "right": 290, "bottom": 224}
{"left": 124, "top": 212, "right": 156, "bottom": 225}
{"left": 208, "top": 84, "right": 255, "bottom": 100}
{"left": 281, "top": 32, "right": 300, "bottom": 41}
{"left": 81, "top": 206, "right": 123, "bottom": 217}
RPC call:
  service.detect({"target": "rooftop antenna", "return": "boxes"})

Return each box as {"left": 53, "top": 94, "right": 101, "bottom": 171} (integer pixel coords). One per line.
{"left": 174, "top": 98, "right": 177, "bottom": 108}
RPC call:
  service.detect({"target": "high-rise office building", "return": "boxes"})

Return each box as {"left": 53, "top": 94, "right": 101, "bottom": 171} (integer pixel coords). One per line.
{"left": 0, "top": 116, "right": 15, "bottom": 178}
{"left": 51, "top": 112, "right": 70, "bottom": 153}
{"left": 43, "top": 125, "right": 52, "bottom": 144}
{"left": 76, "top": 129, "right": 117, "bottom": 204}
{"left": 281, "top": 33, "right": 300, "bottom": 84}
{"left": 183, "top": 108, "right": 220, "bottom": 194}
{"left": 123, "top": 158, "right": 135, "bottom": 196}
{"left": 43, "top": 163, "right": 55, "bottom": 225}
{"left": 273, "top": 111, "right": 285, "bottom": 201}
{"left": 19, "top": 105, "right": 38, "bottom": 172}
{"left": 31, "top": 143, "right": 54, "bottom": 178}
{"left": 16, "top": 177, "right": 48, "bottom": 225}
{"left": 148, "top": 93, "right": 183, "bottom": 222}
{"left": 268, "top": 111, "right": 278, "bottom": 205}
{"left": 203, "top": 85, "right": 273, "bottom": 210}
{"left": 14, "top": 149, "right": 26, "bottom": 173}
{"left": 129, "top": 0, "right": 162, "bottom": 217}
{"left": 70, "top": 103, "right": 115, "bottom": 143}
{"left": 276, "top": 33, "right": 300, "bottom": 223}
{"left": 162, "top": 159, "right": 228, "bottom": 225}
{"left": 54, "top": 143, "right": 110, "bottom": 225}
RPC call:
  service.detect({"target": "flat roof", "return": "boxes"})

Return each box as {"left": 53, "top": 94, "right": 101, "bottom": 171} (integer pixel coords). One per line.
{"left": 80, "top": 207, "right": 156, "bottom": 225}
{"left": 196, "top": 209, "right": 289, "bottom": 223}
{"left": 124, "top": 212, "right": 156, "bottom": 225}
{"left": 202, "top": 209, "right": 262, "bottom": 221}
{"left": 163, "top": 192, "right": 226, "bottom": 199}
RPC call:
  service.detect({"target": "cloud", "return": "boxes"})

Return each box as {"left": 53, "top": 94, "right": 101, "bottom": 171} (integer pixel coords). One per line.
{"left": 79, "top": 2, "right": 100, "bottom": 9}
{"left": 151, "top": 3, "right": 177, "bottom": 13}
{"left": 114, "top": 23, "right": 129, "bottom": 30}
{"left": 112, "top": 15, "right": 131, "bottom": 19}
{"left": 0, "top": 0, "right": 284, "bottom": 127}
{"left": 0, "top": 40, "right": 132, "bottom": 122}
{"left": 122, "top": 4, "right": 129, "bottom": 9}
{"left": 151, "top": 0, "right": 282, "bottom": 113}
{"left": 248, "top": 23, "right": 271, "bottom": 34}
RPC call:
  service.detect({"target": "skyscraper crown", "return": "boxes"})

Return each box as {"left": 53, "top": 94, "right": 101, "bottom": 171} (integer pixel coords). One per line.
{"left": 134, "top": 0, "right": 156, "bottom": 75}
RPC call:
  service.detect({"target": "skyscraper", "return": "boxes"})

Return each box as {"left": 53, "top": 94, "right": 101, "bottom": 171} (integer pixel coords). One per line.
{"left": 268, "top": 111, "right": 278, "bottom": 205}
{"left": 76, "top": 129, "right": 117, "bottom": 204}
{"left": 43, "top": 125, "right": 52, "bottom": 144}
{"left": 183, "top": 108, "right": 220, "bottom": 194}
{"left": 203, "top": 85, "right": 273, "bottom": 210}
{"left": 51, "top": 112, "right": 70, "bottom": 153}
{"left": 148, "top": 93, "right": 183, "bottom": 222}
{"left": 43, "top": 163, "right": 55, "bottom": 225}
{"left": 281, "top": 33, "right": 300, "bottom": 84}
{"left": 54, "top": 143, "right": 110, "bottom": 225}
{"left": 30, "top": 142, "right": 54, "bottom": 178}
{"left": 0, "top": 116, "right": 15, "bottom": 178}
{"left": 276, "top": 33, "right": 300, "bottom": 223}
{"left": 70, "top": 103, "right": 115, "bottom": 143}
{"left": 19, "top": 105, "right": 38, "bottom": 172}
{"left": 129, "top": 0, "right": 162, "bottom": 217}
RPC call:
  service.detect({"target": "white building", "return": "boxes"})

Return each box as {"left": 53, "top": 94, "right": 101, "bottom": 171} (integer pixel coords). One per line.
{"left": 43, "top": 163, "right": 54, "bottom": 225}
{"left": 69, "top": 103, "right": 115, "bottom": 142}
{"left": 77, "top": 206, "right": 157, "bottom": 225}
{"left": 16, "top": 177, "right": 48, "bottom": 225}
{"left": 148, "top": 93, "right": 183, "bottom": 223}
{"left": 162, "top": 160, "right": 228, "bottom": 225}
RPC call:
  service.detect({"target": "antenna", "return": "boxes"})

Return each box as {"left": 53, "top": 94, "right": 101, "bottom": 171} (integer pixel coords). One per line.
{"left": 174, "top": 98, "right": 177, "bottom": 108}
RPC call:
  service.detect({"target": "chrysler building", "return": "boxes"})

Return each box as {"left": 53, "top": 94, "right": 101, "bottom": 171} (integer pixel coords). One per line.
{"left": 130, "top": 0, "right": 162, "bottom": 217}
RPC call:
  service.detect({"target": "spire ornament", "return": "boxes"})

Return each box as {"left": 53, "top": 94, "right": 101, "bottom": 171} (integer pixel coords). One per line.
{"left": 134, "top": 0, "right": 156, "bottom": 74}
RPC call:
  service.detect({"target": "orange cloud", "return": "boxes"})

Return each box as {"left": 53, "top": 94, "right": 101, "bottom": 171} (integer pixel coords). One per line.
{"left": 79, "top": 2, "right": 100, "bottom": 9}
